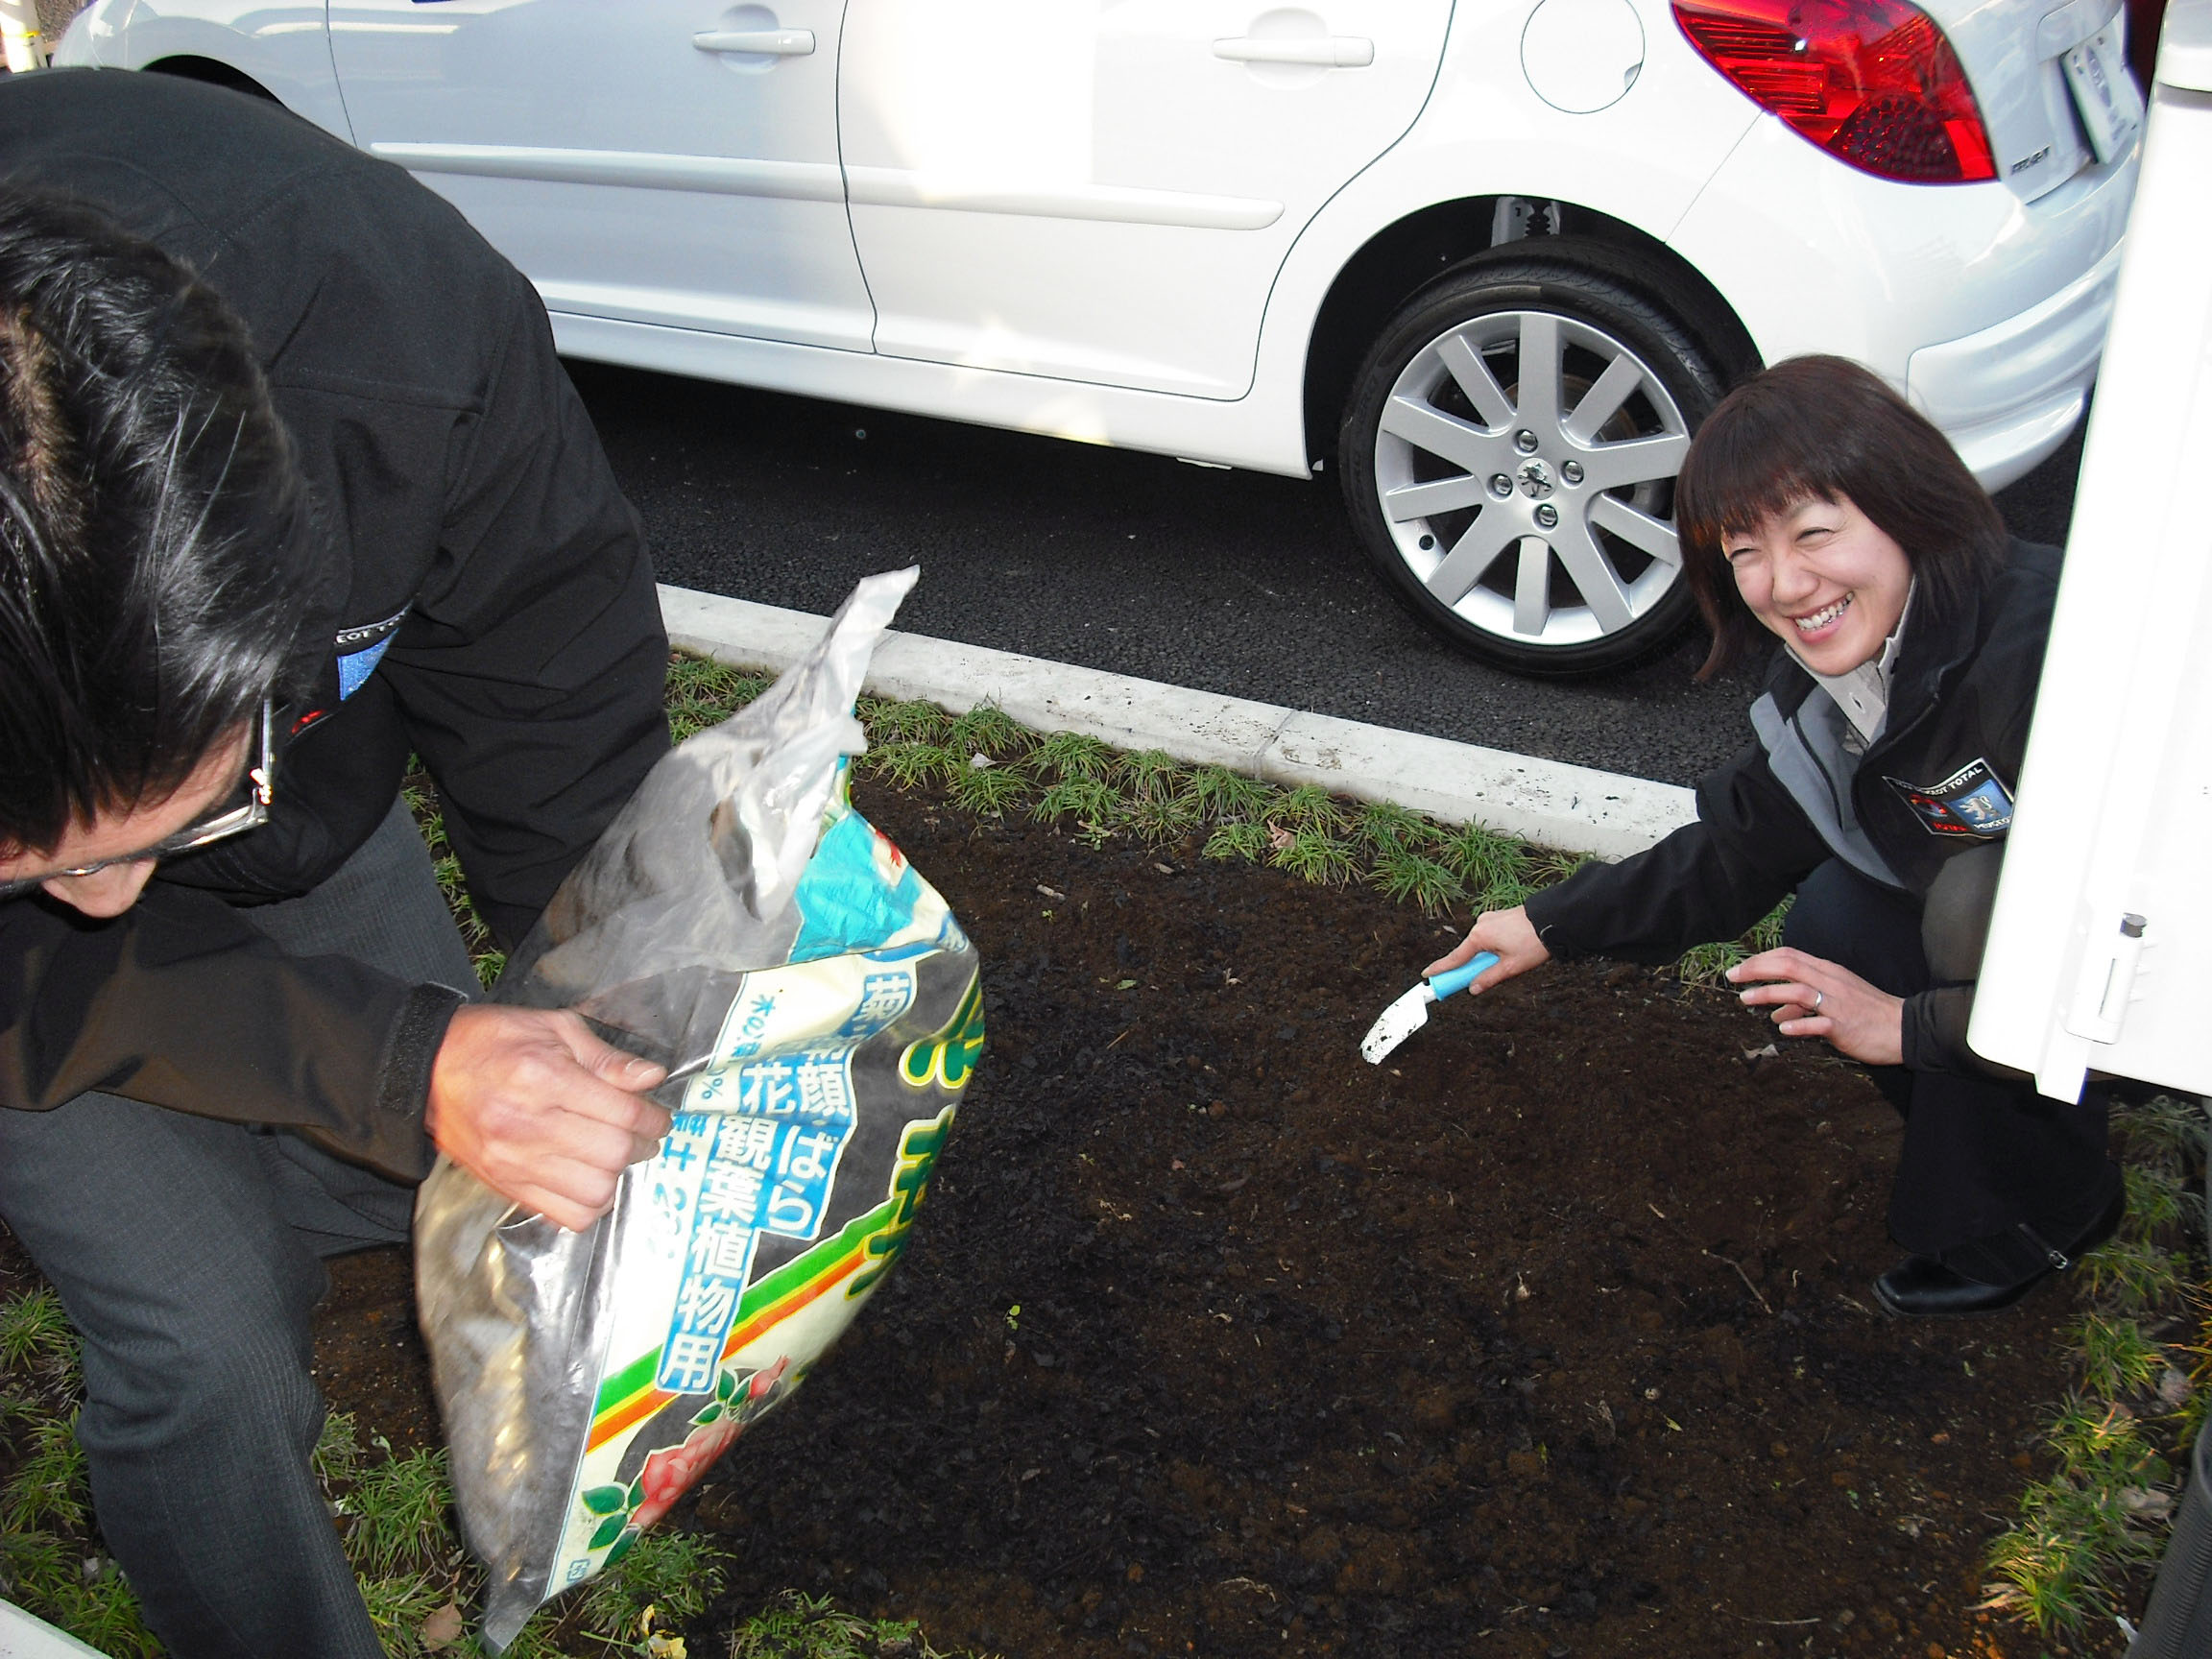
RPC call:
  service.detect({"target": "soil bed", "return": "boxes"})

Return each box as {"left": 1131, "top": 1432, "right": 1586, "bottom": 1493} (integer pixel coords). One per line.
{"left": 322, "top": 774, "right": 2083, "bottom": 1658}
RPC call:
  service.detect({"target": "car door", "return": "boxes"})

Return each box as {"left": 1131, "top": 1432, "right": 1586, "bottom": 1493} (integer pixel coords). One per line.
{"left": 325, "top": 0, "right": 872, "bottom": 352}
{"left": 837, "top": 0, "right": 1455, "bottom": 399}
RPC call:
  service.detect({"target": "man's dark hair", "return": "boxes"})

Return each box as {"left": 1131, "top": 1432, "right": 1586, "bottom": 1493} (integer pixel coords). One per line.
{"left": 1674, "top": 354, "right": 2010, "bottom": 680}
{"left": 0, "top": 187, "right": 311, "bottom": 856}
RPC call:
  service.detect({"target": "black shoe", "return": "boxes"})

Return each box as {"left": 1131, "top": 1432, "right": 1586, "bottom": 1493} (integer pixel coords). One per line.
{"left": 1872, "top": 1178, "right": 2127, "bottom": 1319}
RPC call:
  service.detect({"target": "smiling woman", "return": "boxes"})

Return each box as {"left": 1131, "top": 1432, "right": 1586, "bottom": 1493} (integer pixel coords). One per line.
{"left": 1672, "top": 355, "right": 2011, "bottom": 681}
{"left": 1425, "top": 354, "right": 2122, "bottom": 1320}
{"left": 1719, "top": 496, "right": 1913, "bottom": 678}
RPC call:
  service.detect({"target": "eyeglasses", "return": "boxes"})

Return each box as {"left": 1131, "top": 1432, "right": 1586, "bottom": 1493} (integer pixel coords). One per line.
{"left": 0, "top": 699, "right": 276, "bottom": 897}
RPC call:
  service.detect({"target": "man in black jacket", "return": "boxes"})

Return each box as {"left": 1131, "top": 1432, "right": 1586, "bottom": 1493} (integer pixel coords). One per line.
{"left": 0, "top": 70, "right": 675, "bottom": 1655}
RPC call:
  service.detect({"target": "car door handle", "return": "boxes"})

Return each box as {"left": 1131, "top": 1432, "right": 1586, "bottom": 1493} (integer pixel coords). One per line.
{"left": 692, "top": 29, "right": 815, "bottom": 56}
{"left": 1212, "top": 35, "right": 1375, "bottom": 67}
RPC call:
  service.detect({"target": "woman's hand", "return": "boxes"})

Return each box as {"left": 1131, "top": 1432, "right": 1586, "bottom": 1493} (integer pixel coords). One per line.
{"left": 1424, "top": 905, "right": 1549, "bottom": 990}
{"left": 1726, "top": 947, "right": 1903, "bottom": 1066}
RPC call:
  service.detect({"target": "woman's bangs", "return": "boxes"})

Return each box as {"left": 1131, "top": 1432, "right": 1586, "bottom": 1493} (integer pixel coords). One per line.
{"left": 1680, "top": 411, "right": 1840, "bottom": 552}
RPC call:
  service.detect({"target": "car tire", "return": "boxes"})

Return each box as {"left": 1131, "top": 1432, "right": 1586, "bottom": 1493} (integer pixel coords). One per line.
{"left": 1339, "top": 249, "right": 1727, "bottom": 677}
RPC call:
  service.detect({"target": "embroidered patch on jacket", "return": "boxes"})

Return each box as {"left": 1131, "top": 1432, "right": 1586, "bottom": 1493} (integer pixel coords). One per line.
{"left": 334, "top": 607, "right": 409, "bottom": 701}
{"left": 1882, "top": 757, "right": 2015, "bottom": 837}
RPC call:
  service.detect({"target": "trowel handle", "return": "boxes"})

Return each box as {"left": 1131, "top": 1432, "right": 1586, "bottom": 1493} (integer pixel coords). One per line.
{"left": 1429, "top": 952, "right": 1500, "bottom": 1001}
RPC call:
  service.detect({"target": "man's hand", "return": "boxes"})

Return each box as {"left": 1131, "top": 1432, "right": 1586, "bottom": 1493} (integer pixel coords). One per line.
{"left": 1727, "top": 947, "right": 1905, "bottom": 1067}
{"left": 426, "top": 1006, "right": 672, "bottom": 1231}
{"left": 1423, "top": 905, "right": 1550, "bottom": 989}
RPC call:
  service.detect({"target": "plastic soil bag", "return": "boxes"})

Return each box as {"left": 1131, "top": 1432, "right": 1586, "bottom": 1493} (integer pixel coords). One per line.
{"left": 414, "top": 569, "right": 983, "bottom": 1650}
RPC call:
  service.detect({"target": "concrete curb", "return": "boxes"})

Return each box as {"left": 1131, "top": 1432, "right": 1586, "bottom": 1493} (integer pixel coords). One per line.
{"left": 1, "top": 1599, "right": 110, "bottom": 1657}
{"left": 660, "top": 585, "right": 1697, "bottom": 861}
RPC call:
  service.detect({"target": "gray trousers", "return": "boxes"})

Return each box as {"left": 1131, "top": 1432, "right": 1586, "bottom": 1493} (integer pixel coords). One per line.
{"left": 0, "top": 802, "right": 477, "bottom": 1659}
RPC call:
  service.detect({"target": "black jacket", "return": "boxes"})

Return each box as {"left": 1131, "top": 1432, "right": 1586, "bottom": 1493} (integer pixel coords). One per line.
{"left": 0, "top": 71, "right": 670, "bottom": 1177}
{"left": 1525, "top": 539, "right": 2058, "bottom": 1076}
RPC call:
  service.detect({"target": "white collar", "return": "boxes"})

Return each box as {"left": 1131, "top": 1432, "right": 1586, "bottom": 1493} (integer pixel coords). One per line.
{"left": 1793, "top": 582, "right": 1915, "bottom": 747}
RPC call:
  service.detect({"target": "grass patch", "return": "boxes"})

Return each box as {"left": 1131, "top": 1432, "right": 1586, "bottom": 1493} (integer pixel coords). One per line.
{"left": 3, "top": 1409, "right": 88, "bottom": 1534}
{"left": 342, "top": 1438, "right": 456, "bottom": 1579}
{"left": 725, "top": 1590, "right": 967, "bottom": 1659}
{"left": 577, "top": 1529, "right": 727, "bottom": 1650}
{"left": 1179, "top": 764, "right": 1274, "bottom": 825}
{"left": 0, "top": 1284, "right": 163, "bottom": 1659}
{"left": 667, "top": 660, "right": 773, "bottom": 744}
{"left": 1672, "top": 897, "right": 1793, "bottom": 988}
{"left": 863, "top": 740, "right": 957, "bottom": 792}
{"left": 1124, "top": 790, "right": 1202, "bottom": 846}
{"left": 1202, "top": 820, "right": 1270, "bottom": 864}
{"left": 945, "top": 704, "right": 1029, "bottom": 764}
{"left": 1267, "top": 822, "right": 1358, "bottom": 887}
{"left": 1114, "top": 747, "right": 1181, "bottom": 804}
{"left": 1022, "top": 731, "right": 1112, "bottom": 782}
{"left": 858, "top": 696, "right": 950, "bottom": 746}
{"left": 1980, "top": 1094, "right": 2208, "bottom": 1646}
{"left": 0, "top": 1352, "right": 960, "bottom": 1659}
{"left": 1368, "top": 846, "right": 1467, "bottom": 915}
{"left": 946, "top": 756, "right": 1031, "bottom": 818}
{"left": 1030, "top": 774, "right": 1118, "bottom": 831}
{"left": 0, "top": 1284, "right": 74, "bottom": 1376}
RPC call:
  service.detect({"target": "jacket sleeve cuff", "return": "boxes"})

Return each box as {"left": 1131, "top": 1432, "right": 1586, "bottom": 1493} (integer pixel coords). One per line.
{"left": 1522, "top": 886, "right": 1586, "bottom": 957}
{"left": 1900, "top": 985, "right": 2031, "bottom": 1083}
{"left": 370, "top": 981, "right": 467, "bottom": 1176}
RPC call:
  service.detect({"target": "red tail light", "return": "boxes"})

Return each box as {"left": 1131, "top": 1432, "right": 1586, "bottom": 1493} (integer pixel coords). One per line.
{"left": 1673, "top": 0, "right": 1997, "bottom": 183}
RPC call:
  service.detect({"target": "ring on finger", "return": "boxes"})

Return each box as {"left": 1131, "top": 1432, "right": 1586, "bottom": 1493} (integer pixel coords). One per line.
{"left": 1809, "top": 988, "right": 1824, "bottom": 1012}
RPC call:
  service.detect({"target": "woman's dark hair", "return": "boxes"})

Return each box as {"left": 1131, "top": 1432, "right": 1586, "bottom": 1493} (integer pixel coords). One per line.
{"left": 1674, "top": 354, "right": 2009, "bottom": 680}
{"left": 0, "top": 187, "right": 312, "bottom": 856}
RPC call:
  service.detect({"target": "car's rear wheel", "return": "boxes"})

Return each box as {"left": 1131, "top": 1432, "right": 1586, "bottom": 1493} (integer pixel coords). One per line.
{"left": 1339, "top": 251, "right": 1726, "bottom": 677}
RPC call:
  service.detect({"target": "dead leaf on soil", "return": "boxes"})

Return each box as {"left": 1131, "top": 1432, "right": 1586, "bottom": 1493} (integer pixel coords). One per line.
{"left": 420, "top": 1602, "right": 465, "bottom": 1650}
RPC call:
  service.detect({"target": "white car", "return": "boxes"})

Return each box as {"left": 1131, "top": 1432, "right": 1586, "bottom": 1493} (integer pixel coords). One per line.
{"left": 58, "top": 0, "right": 2139, "bottom": 675}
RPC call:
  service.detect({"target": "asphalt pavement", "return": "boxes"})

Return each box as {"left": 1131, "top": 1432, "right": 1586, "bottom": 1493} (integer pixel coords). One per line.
{"left": 574, "top": 360, "right": 2085, "bottom": 788}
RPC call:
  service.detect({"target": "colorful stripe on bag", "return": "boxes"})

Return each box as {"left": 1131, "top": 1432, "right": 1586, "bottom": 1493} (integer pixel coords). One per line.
{"left": 585, "top": 1197, "right": 896, "bottom": 1452}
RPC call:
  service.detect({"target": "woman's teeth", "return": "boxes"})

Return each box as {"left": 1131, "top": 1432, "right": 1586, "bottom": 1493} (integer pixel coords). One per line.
{"left": 1794, "top": 594, "right": 1851, "bottom": 633}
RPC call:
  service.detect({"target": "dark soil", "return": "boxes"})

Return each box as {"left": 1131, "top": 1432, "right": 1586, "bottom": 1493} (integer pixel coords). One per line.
{"left": 194, "top": 775, "right": 2103, "bottom": 1655}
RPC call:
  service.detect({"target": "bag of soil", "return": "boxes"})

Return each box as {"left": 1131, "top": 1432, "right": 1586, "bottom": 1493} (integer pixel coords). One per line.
{"left": 414, "top": 568, "right": 982, "bottom": 1650}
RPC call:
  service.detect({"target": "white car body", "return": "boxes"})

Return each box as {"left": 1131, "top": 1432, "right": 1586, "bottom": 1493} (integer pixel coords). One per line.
{"left": 55, "top": 0, "right": 2140, "bottom": 666}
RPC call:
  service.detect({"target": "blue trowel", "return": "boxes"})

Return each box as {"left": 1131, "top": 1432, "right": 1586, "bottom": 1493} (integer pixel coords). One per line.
{"left": 1358, "top": 953, "right": 1499, "bottom": 1064}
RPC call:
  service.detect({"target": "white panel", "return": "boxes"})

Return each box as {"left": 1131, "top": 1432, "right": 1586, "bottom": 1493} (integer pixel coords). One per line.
{"left": 325, "top": 0, "right": 874, "bottom": 352}
{"left": 1970, "top": 48, "right": 2212, "bottom": 1100}
{"left": 60, "top": 2, "right": 358, "bottom": 139}
{"left": 838, "top": 0, "right": 1453, "bottom": 399}
{"left": 1521, "top": 0, "right": 1643, "bottom": 115}
{"left": 1668, "top": 117, "right": 2135, "bottom": 388}
{"left": 545, "top": 310, "right": 1313, "bottom": 473}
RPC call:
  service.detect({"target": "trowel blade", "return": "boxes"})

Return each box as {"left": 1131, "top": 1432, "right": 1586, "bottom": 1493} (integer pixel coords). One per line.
{"left": 1359, "top": 982, "right": 1436, "bottom": 1065}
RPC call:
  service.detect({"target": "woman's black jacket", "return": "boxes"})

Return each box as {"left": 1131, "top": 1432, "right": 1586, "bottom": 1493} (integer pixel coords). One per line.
{"left": 0, "top": 71, "right": 671, "bottom": 1178}
{"left": 1524, "top": 538, "right": 2060, "bottom": 1078}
